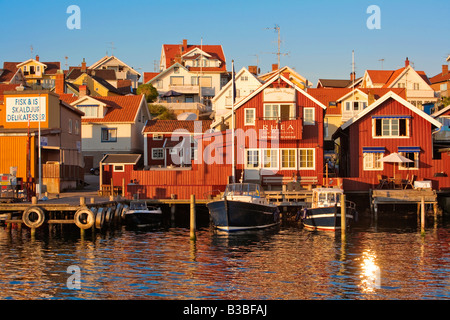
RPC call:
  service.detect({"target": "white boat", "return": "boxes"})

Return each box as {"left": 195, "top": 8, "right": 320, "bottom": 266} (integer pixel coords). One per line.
{"left": 301, "top": 187, "right": 357, "bottom": 231}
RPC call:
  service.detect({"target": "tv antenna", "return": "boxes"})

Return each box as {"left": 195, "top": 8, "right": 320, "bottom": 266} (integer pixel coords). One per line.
{"left": 30, "top": 45, "right": 33, "bottom": 58}
{"left": 107, "top": 42, "right": 116, "bottom": 56}
{"left": 264, "top": 24, "right": 289, "bottom": 70}
{"left": 378, "top": 58, "right": 385, "bottom": 70}
{"left": 65, "top": 56, "right": 69, "bottom": 70}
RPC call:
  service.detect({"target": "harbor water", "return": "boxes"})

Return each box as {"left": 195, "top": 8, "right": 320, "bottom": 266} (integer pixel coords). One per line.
{"left": 0, "top": 206, "right": 449, "bottom": 301}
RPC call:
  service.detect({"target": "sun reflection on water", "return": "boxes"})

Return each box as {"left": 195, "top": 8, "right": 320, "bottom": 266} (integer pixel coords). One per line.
{"left": 359, "top": 250, "right": 381, "bottom": 293}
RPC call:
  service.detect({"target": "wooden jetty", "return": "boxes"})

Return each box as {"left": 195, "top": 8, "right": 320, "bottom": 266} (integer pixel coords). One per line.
{"left": 370, "top": 189, "right": 438, "bottom": 214}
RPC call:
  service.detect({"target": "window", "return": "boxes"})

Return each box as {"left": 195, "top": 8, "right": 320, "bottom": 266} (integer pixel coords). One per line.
{"left": 241, "top": 76, "right": 248, "bottom": 81}
{"left": 174, "top": 66, "right": 180, "bottom": 74}
{"left": 263, "top": 104, "right": 295, "bottom": 120}
{"left": 113, "top": 165, "right": 124, "bottom": 172}
{"left": 101, "top": 128, "right": 117, "bottom": 142}
{"left": 262, "top": 149, "right": 278, "bottom": 169}
{"left": 155, "top": 80, "right": 163, "bottom": 88}
{"left": 77, "top": 105, "right": 99, "bottom": 118}
{"left": 397, "top": 83, "right": 406, "bottom": 88}
{"left": 345, "top": 101, "right": 367, "bottom": 111}
{"left": 413, "top": 83, "right": 420, "bottom": 90}
{"left": 199, "top": 77, "right": 212, "bottom": 87}
{"left": 440, "top": 83, "right": 447, "bottom": 91}
{"left": 74, "top": 120, "right": 80, "bottom": 135}
{"left": 363, "top": 152, "right": 383, "bottom": 170}
{"left": 191, "top": 76, "right": 199, "bottom": 86}
{"left": 299, "top": 149, "right": 314, "bottom": 169}
{"left": 170, "top": 76, "right": 184, "bottom": 86}
{"left": 399, "top": 152, "right": 419, "bottom": 170}
{"left": 246, "top": 149, "right": 259, "bottom": 168}
{"left": 245, "top": 108, "right": 255, "bottom": 125}
{"left": 374, "top": 118, "right": 408, "bottom": 137}
{"left": 153, "top": 134, "right": 163, "bottom": 140}
{"left": 281, "top": 149, "right": 296, "bottom": 169}
{"left": 68, "top": 119, "right": 73, "bottom": 134}
{"left": 303, "top": 108, "right": 315, "bottom": 125}
{"left": 152, "top": 148, "right": 164, "bottom": 160}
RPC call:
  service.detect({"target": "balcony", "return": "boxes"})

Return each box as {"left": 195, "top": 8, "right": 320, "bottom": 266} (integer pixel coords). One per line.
{"left": 168, "top": 84, "right": 199, "bottom": 94}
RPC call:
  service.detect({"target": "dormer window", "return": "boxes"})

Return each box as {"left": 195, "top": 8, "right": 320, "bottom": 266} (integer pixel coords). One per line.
{"left": 372, "top": 116, "right": 410, "bottom": 138}
{"left": 77, "top": 104, "right": 100, "bottom": 118}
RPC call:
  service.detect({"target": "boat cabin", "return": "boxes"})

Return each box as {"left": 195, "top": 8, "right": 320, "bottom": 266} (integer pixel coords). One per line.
{"left": 311, "top": 187, "right": 343, "bottom": 208}
{"left": 224, "top": 183, "right": 267, "bottom": 204}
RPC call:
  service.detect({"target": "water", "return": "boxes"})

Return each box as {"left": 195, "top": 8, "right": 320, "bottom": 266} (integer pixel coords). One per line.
{"left": 0, "top": 208, "right": 449, "bottom": 301}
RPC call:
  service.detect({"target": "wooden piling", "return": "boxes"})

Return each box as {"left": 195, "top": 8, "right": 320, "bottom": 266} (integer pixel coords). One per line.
{"left": 421, "top": 196, "right": 425, "bottom": 234}
{"left": 190, "top": 194, "right": 196, "bottom": 241}
{"left": 341, "top": 194, "right": 346, "bottom": 240}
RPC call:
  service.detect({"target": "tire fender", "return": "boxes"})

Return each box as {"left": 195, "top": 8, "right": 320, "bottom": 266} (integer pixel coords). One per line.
{"left": 22, "top": 206, "right": 46, "bottom": 229}
{"left": 74, "top": 207, "right": 95, "bottom": 230}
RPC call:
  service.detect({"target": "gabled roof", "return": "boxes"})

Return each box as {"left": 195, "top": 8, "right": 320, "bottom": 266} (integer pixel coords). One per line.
{"left": 65, "top": 94, "right": 147, "bottom": 123}
{"left": 429, "top": 70, "right": 450, "bottom": 84}
{"left": 258, "top": 66, "right": 312, "bottom": 88}
{"left": 162, "top": 41, "right": 226, "bottom": 72}
{"left": 211, "top": 72, "right": 327, "bottom": 128}
{"left": 143, "top": 120, "right": 213, "bottom": 134}
{"left": 145, "top": 62, "right": 188, "bottom": 84}
{"left": 211, "top": 67, "right": 263, "bottom": 103}
{"left": 431, "top": 104, "right": 450, "bottom": 118}
{"left": 365, "top": 66, "right": 432, "bottom": 88}
{"left": 340, "top": 91, "right": 442, "bottom": 130}
{"left": 88, "top": 55, "right": 141, "bottom": 77}
{"left": 317, "top": 78, "right": 362, "bottom": 88}
{"left": 143, "top": 72, "right": 160, "bottom": 84}
{"left": 16, "top": 59, "right": 47, "bottom": 68}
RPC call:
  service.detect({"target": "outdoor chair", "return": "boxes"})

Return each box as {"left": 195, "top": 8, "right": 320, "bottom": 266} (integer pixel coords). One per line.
{"left": 403, "top": 174, "right": 416, "bottom": 189}
{"left": 377, "top": 174, "right": 388, "bottom": 189}
{"left": 393, "top": 173, "right": 403, "bottom": 189}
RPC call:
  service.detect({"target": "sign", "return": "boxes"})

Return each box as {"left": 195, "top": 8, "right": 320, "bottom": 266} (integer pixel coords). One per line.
{"left": 258, "top": 120, "right": 301, "bottom": 140}
{"left": 5, "top": 96, "right": 46, "bottom": 122}
{"left": 263, "top": 88, "right": 296, "bottom": 102}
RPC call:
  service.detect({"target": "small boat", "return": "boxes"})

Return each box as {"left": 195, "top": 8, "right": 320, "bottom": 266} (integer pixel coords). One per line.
{"left": 125, "top": 200, "right": 162, "bottom": 228}
{"left": 301, "top": 187, "right": 357, "bottom": 231}
{"left": 207, "top": 183, "right": 280, "bottom": 232}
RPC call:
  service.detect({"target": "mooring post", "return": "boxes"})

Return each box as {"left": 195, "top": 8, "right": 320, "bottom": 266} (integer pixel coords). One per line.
{"left": 31, "top": 196, "right": 37, "bottom": 205}
{"left": 341, "top": 194, "right": 346, "bottom": 240}
{"left": 421, "top": 196, "right": 425, "bottom": 234}
{"left": 80, "top": 197, "right": 85, "bottom": 206}
{"left": 190, "top": 194, "right": 196, "bottom": 241}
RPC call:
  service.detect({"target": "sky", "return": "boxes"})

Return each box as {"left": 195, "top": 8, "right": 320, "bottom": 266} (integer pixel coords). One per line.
{"left": 1, "top": 0, "right": 449, "bottom": 86}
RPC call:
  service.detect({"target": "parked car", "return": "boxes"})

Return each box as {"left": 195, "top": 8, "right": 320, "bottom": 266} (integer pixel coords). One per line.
{"left": 90, "top": 167, "right": 100, "bottom": 175}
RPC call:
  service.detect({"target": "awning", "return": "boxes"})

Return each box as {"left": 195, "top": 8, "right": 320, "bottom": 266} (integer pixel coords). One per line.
{"left": 362, "top": 147, "right": 385, "bottom": 153}
{"left": 372, "top": 115, "right": 411, "bottom": 119}
{"left": 398, "top": 146, "right": 421, "bottom": 153}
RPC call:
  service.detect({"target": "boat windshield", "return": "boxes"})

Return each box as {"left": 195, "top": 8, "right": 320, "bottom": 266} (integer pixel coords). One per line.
{"left": 225, "top": 183, "right": 262, "bottom": 198}
{"left": 317, "top": 192, "right": 341, "bottom": 206}
{"left": 130, "top": 201, "right": 147, "bottom": 210}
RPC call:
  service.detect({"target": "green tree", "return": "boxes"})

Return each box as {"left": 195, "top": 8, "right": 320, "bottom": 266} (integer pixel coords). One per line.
{"left": 148, "top": 104, "right": 177, "bottom": 120}
{"left": 137, "top": 83, "right": 158, "bottom": 102}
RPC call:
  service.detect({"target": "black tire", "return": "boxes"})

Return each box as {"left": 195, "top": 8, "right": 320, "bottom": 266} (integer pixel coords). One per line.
{"left": 22, "top": 206, "right": 46, "bottom": 229}
{"left": 74, "top": 207, "right": 95, "bottom": 230}
{"left": 95, "top": 207, "right": 105, "bottom": 229}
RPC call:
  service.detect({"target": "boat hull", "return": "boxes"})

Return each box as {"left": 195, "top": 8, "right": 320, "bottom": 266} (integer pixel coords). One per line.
{"left": 125, "top": 209, "right": 162, "bottom": 228}
{"left": 207, "top": 199, "right": 280, "bottom": 231}
{"left": 302, "top": 206, "right": 355, "bottom": 231}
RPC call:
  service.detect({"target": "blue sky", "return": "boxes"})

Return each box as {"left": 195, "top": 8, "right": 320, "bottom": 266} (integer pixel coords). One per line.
{"left": 1, "top": 0, "right": 449, "bottom": 85}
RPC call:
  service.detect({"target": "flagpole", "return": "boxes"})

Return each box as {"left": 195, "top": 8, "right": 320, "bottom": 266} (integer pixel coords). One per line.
{"left": 231, "top": 60, "right": 235, "bottom": 183}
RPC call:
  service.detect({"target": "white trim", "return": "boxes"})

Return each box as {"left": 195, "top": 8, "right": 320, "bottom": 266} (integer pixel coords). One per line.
{"left": 298, "top": 148, "right": 315, "bottom": 170}
{"left": 244, "top": 108, "right": 256, "bottom": 125}
{"left": 363, "top": 152, "right": 384, "bottom": 171}
{"left": 151, "top": 148, "right": 164, "bottom": 160}
{"left": 113, "top": 165, "right": 125, "bottom": 172}
{"left": 336, "top": 88, "right": 368, "bottom": 102}
{"left": 261, "top": 149, "right": 279, "bottom": 170}
{"left": 341, "top": 91, "right": 442, "bottom": 130}
{"left": 280, "top": 148, "right": 297, "bottom": 170}
{"left": 303, "top": 107, "right": 315, "bottom": 125}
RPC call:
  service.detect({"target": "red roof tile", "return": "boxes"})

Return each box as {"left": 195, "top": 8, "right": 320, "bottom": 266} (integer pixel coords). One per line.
{"left": 143, "top": 72, "right": 159, "bottom": 83}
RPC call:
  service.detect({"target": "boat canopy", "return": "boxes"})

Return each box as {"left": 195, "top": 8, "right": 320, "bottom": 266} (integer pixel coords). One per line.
{"left": 225, "top": 183, "right": 263, "bottom": 198}
{"left": 130, "top": 201, "right": 148, "bottom": 210}
{"left": 312, "top": 187, "right": 343, "bottom": 208}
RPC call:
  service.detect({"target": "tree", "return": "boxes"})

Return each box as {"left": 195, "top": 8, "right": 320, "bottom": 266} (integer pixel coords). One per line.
{"left": 137, "top": 83, "right": 158, "bottom": 103}
{"left": 148, "top": 104, "right": 177, "bottom": 120}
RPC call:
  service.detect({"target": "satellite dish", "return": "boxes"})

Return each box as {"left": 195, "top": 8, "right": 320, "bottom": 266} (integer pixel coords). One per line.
{"left": 177, "top": 112, "right": 197, "bottom": 120}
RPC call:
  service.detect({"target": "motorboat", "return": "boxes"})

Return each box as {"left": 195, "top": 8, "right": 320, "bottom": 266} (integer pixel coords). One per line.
{"left": 125, "top": 200, "right": 162, "bottom": 228}
{"left": 207, "top": 183, "right": 280, "bottom": 232}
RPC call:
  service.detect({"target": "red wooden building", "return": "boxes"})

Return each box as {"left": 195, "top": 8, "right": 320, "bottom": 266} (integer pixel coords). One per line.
{"left": 332, "top": 91, "right": 450, "bottom": 191}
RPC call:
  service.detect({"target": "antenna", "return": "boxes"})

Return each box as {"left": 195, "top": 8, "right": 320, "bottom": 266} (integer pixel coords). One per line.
{"left": 153, "top": 60, "right": 159, "bottom": 72}
{"left": 378, "top": 58, "right": 385, "bottom": 70}
{"left": 65, "top": 56, "right": 69, "bottom": 70}
{"left": 264, "top": 24, "right": 289, "bottom": 69}
{"left": 107, "top": 42, "right": 116, "bottom": 56}
{"left": 30, "top": 45, "right": 33, "bottom": 58}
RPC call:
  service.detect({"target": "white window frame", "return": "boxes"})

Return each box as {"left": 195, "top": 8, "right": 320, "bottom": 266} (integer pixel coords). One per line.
{"left": 153, "top": 133, "right": 163, "bottom": 140}
{"left": 152, "top": 148, "right": 164, "bottom": 160}
{"left": 113, "top": 165, "right": 125, "bottom": 172}
{"left": 363, "top": 152, "right": 384, "bottom": 171}
{"left": 68, "top": 118, "right": 73, "bottom": 134}
{"left": 373, "top": 118, "right": 410, "bottom": 138}
{"left": 298, "top": 148, "right": 315, "bottom": 170}
{"left": 262, "top": 149, "right": 279, "bottom": 170}
{"left": 245, "top": 149, "right": 260, "bottom": 169}
{"left": 303, "top": 108, "right": 315, "bottom": 125}
{"left": 263, "top": 104, "right": 295, "bottom": 120}
{"left": 280, "top": 149, "right": 297, "bottom": 170}
{"left": 244, "top": 108, "right": 256, "bottom": 125}
{"left": 399, "top": 152, "right": 419, "bottom": 170}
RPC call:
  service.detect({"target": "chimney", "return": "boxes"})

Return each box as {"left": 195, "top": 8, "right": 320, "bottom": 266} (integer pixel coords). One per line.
{"left": 248, "top": 66, "right": 258, "bottom": 75}
{"left": 183, "top": 39, "right": 188, "bottom": 52}
{"left": 405, "top": 57, "right": 410, "bottom": 67}
{"left": 55, "top": 70, "right": 65, "bottom": 95}
{"left": 350, "top": 72, "right": 356, "bottom": 82}
{"left": 443, "top": 64, "right": 449, "bottom": 75}
{"left": 81, "top": 58, "right": 87, "bottom": 73}
{"left": 35, "top": 55, "right": 39, "bottom": 62}
{"left": 272, "top": 64, "right": 278, "bottom": 71}
{"left": 79, "top": 84, "right": 87, "bottom": 97}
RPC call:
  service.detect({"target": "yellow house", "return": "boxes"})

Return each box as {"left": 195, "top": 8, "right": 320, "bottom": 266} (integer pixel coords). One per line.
{"left": 258, "top": 65, "right": 312, "bottom": 90}
{"left": 15, "top": 55, "right": 61, "bottom": 89}
{"left": 0, "top": 89, "right": 84, "bottom": 193}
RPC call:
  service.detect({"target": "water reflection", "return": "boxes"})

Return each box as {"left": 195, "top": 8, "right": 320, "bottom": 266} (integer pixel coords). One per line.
{"left": 0, "top": 212, "right": 449, "bottom": 300}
